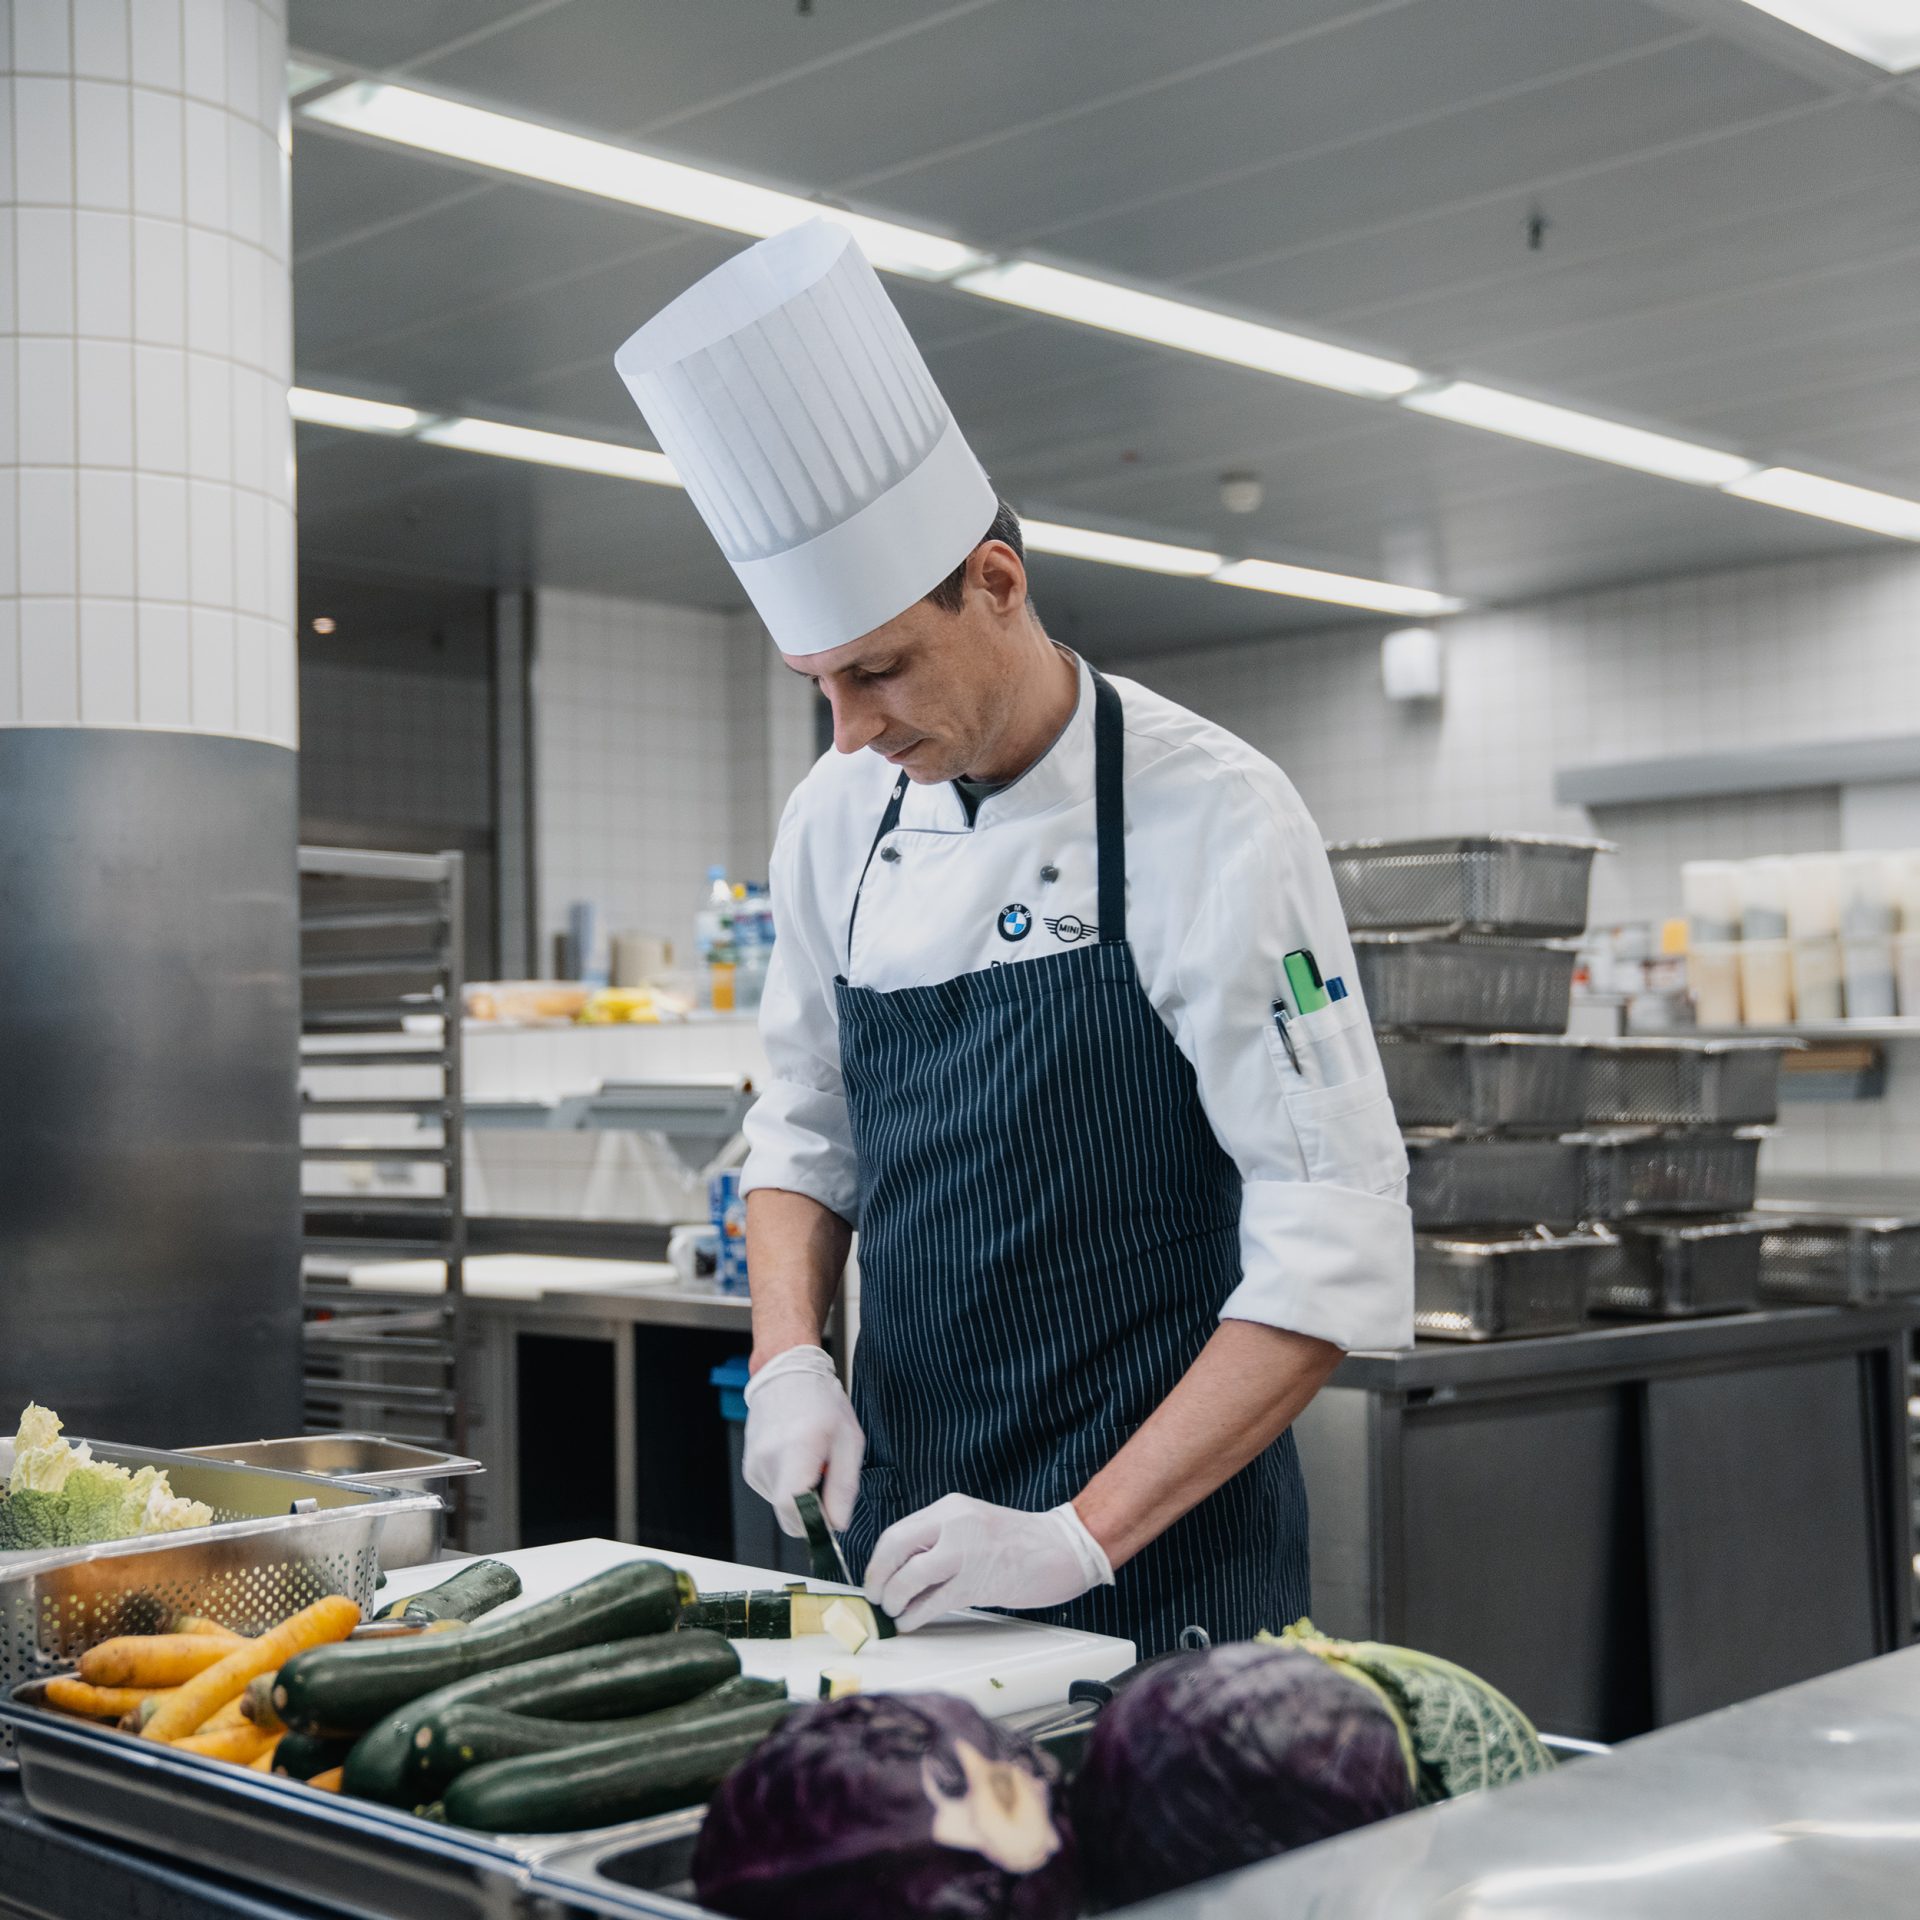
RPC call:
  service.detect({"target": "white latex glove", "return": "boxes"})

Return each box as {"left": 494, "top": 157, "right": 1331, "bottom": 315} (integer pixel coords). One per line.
{"left": 741, "top": 1344, "right": 864, "bottom": 1535}
{"left": 863, "top": 1493, "right": 1114, "bottom": 1634}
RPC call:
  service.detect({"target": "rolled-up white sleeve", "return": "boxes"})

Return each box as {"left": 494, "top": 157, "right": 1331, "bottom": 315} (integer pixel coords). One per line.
{"left": 740, "top": 800, "right": 861, "bottom": 1224}
{"left": 1166, "top": 811, "right": 1413, "bottom": 1352}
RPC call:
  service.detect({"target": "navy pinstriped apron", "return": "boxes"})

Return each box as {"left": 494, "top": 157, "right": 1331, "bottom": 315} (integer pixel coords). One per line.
{"left": 833, "top": 669, "right": 1310, "bottom": 1657}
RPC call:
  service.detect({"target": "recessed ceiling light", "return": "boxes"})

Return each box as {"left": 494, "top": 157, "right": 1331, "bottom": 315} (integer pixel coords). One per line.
{"left": 310, "top": 615, "right": 337, "bottom": 635}
{"left": 289, "top": 386, "right": 422, "bottom": 434}
{"left": 1402, "top": 381, "right": 1756, "bottom": 487}
{"left": 1723, "top": 467, "right": 1920, "bottom": 540}
{"left": 300, "top": 82, "right": 984, "bottom": 281}
{"left": 415, "top": 416, "right": 680, "bottom": 484}
{"left": 955, "top": 260, "right": 1422, "bottom": 400}
{"left": 1730, "top": 1, "right": 1920, "bottom": 73}
{"left": 1213, "top": 558, "right": 1466, "bottom": 618}
{"left": 1022, "top": 520, "right": 1223, "bottom": 578}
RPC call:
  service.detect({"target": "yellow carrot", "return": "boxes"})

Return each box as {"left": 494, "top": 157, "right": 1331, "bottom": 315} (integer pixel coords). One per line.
{"left": 81, "top": 1635, "right": 242, "bottom": 1689}
{"left": 171, "top": 1723, "right": 273, "bottom": 1765}
{"left": 307, "top": 1765, "right": 344, "bottom": 1793}
{"left": 249, "top": 1735, "right": 284, "bottom": 1772}
{"left": 199, "top": 1695, "right": 251, "bottom": 1733}
{"left": 171, "top": 1615, "right": 246, "bottom": 1642}
{"left": 142, "top": 1596, "right": 360, "bottom": 1744}
{"left": 43, "top": 1677, "right": 170, "bottom": 1721}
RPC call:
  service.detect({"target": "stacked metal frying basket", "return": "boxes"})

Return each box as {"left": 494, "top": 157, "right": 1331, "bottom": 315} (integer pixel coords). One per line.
{"left": 1330, "top": 834, "right": 1795, "bottom": 1340}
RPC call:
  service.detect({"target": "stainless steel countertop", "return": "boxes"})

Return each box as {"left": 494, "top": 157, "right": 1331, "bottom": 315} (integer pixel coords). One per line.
{"left": 1127, "top": 1644, "right": 1920, "bottom": 1917}
{"left": 1335, "top": 1299, "right": 1917, "bottom": 1391}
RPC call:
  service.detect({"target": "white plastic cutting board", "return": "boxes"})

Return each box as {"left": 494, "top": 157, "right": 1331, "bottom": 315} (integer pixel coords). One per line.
{"left": 378, "top": 1538, "right": 1134, "bottom": 1718}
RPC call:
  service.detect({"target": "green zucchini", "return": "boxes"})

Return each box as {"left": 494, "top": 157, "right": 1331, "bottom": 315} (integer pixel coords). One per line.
{"left": 677, "top": 1586, "right": 897, "bottom": 1642}
{"left": 273, "top": 1732, "right": 356, "bottom": 1781}
{"left": 408, "top": 1674, "right": 788, "bottom": 1796}
{"left": 277, "top": 1560, "right": 691, "bottom": 1738}
{"left": 342, "top": 1630, "right": 738, "bottom": 1806}
{"left": 380, "top": 1559, "right": 522, "bottom": 1626}
{"left": 443, "top": 1699, "right": 791, "bottom": 1834}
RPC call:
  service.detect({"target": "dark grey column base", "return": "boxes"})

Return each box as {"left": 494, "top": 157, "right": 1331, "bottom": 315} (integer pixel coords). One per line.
{"left": 0, "top": 728, "right": 302, "bottom": 1447}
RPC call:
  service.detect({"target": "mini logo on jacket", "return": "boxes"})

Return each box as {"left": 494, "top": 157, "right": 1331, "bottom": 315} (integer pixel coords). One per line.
{"left": 1045, "top": 915, "right": 1097, "bottom": 944}
{"left": 997, "top": 904, "right": 1032, "bottom": 941}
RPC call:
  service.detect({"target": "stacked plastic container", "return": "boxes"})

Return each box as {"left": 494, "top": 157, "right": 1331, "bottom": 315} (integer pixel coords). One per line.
{"left": 1686, "top": 851, "right": 1920, "bottom": 1026}
{"left": 1329, "top": 834, "right": 1791, "bottom": 1342}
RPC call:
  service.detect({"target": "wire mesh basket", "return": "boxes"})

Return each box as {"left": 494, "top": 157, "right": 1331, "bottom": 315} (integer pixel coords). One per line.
{"left": 0, "top": 1440, "right": 436, "bottom": 1748}
{"left": 1580, "top": 1038, "right": 1794, "bottom": 1128}
{"left": 1328, "top": 834, "right": 1610, "bottom": 936}
{"left": 1378, "top": 1033, "right": 1591, "bottom": 1132}
{"left": 1574, "top": 1128, "right": 1763, "bottom": 1220}
{"left": 1414, "top": 1230, "right": 1612, "bottom": 1341}
{"left": 1354, "top": 933, "right": 1577, "bottom": 1035}
{"left": 1591, "top": 1216, "right": 1768, "bottom": 1318}
{"left": 1755, "top": 1209, "right": 1920, "bottom": 1305}
{"left": 1405, "top": 1132, "right": 1587, "bottom": 1231}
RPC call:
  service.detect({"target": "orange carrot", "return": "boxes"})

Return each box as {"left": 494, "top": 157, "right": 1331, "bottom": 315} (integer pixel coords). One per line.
{"left": 143, "top": 1597, "right": 360, "bottom": 1744}
{"left": 43, "top": 1677, "right": 169, "bottom": 1720}
{"left": 249, "top": 1735, "right": 284, "bottom": 1772}
{"left": 307, "top": 1766, "right": 344, "bottom": 1792}
{"left": 80, "top": 1635, "right": 241, "bottom": 1688}
{"left": 172, "top": 1723, "right": 274, "bottom": 1765}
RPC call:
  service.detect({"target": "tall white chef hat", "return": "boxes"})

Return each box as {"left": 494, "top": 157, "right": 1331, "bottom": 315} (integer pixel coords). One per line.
{"left": 615, "top": 220, "right": 998, "bottom": 658}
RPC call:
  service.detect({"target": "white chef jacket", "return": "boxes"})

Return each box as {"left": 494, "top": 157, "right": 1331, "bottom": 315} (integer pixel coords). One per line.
{"left": 741, "top": 657, "right": 1415, "bottom": 1353}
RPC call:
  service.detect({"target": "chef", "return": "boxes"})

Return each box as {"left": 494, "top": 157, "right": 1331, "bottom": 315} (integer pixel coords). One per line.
{"left": 617, "top": 220, "right": 1413, "bottom": 1657}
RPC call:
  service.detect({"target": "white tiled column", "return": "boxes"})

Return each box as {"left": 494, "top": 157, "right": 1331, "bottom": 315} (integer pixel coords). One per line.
{"left": 2, "top": 0, "right": 296, "bottom": 743}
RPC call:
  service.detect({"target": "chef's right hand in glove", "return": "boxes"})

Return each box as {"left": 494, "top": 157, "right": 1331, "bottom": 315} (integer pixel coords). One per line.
{"left": 741, "top": 1344, "right": 864, "bottom": 1534}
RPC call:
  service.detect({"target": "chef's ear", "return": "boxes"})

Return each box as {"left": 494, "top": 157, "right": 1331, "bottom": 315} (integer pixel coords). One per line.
{"left": 969, "top": 536, "right": 1030, "bottom": 619}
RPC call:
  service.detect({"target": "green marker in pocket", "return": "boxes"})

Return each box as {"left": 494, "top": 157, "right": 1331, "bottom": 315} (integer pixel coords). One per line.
{"left": 1284, "top": 948, "right": 1330, "bottom": 1014}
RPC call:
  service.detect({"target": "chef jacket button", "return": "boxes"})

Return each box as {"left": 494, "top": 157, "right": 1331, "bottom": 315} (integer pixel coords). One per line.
{"left": 880, "top": 845, "right": 901, "bottom": 863}
{"left": 1040, "top": 864, "right": 1059, "bottom": 883}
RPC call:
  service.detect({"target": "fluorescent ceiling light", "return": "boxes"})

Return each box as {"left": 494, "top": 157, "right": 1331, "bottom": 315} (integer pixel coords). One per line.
{"left": 1723, "top": 466, "right": 1920, "bottom": 540}
{"left": 956, "top": 260, "right": 1422, "bottom": 400}
{"left": 300, "top": 82, "right": 982, "bottom": 281}
{"left": 289, "top": 386, "right": 422, "bottom": 434}
{"left": 1403, "top": 381, "right": 1756, "bottom": 487}
{"left": 1214, "top": 558, "right": 1466, "bottom": 618}
{"left": 1022, "top": 520, "right": 1222, "bottom": 577}
{"left": 415, "top": 416, "right": 679, "bottom": 484}
{"left": 1731, "top": 1, "right": 1920, "bottom": 72}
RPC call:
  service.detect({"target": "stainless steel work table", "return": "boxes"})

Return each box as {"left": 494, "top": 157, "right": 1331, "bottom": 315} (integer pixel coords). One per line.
{"left": 1129, "top": 1641, "right": 1920, "bottom": 1918}
{"left": 1300, "top": 1300, "right": 1918, "bottom": 1745}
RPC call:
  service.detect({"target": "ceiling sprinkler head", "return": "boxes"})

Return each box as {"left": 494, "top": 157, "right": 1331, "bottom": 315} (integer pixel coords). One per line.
{"left": 1218, "top": 471, "right": 1264, "bottom": 514}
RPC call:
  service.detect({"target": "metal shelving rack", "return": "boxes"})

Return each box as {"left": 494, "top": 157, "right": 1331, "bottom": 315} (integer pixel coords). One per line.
{"left": 297, "top": 848, "right": 466, "bottom": 1477}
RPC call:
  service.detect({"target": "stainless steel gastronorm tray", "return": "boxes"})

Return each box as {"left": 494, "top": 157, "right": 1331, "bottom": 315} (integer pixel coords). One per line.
{"left": 0, "top": 1441, "right": 438, "bottom": 1750}
{"left": 1755, "top": 1208, "right": 1920, "bottom": 1305}
{"left": 1414, "top": 1230, "right": 1612, "bottom": 1342}
{"left": 1405, "top": 1132, "right": 1587, "bottom": 1231}
{"left": 1328, "top": 834, "right": 1610, "bottom": 937}
{"left": 1354, "top": 933, "right": 1577, "bottom": 1035}
{"left": 1574, "top": 1128, "right": 1763, "bottom": 1220}
{"left": 1592, "top": 1216, "right": 1767, "bottom": 1319}
{"left": 0, "top": 1688, "right": 694, "bottom": 1920}
{"left": 1579, "top": 1038, "right": 1793, "bottom": 1128}
{"left": 1378, "top": 1033, "right": 1591, "bottom": 1132}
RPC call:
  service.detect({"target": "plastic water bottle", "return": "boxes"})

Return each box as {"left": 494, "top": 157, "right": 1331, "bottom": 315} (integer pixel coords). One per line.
{"left": 695, "top": 866, "right": 736, "bottom": 1011}
{"left": 736, "top": 884, "right": 773, "bottom": 1010}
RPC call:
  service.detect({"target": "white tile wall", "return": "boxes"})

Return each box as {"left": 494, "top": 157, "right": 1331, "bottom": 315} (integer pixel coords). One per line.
{"left": 2, "top": 0, "right": 296, "bottom": 746}
{"left": 532, "top": 591, "right": 807, "bottom": 970}
{"left": 1123, "top": 543, "right": 1920, "bottom": 1185}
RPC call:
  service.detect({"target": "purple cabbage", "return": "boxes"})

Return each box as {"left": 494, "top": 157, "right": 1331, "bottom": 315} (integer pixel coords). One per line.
{"left": 692, "top": 1692, "right": 1080, "bottom": 1920}
{"left": 1072, "top": 1643, "right": 1415, "bottom": 1906}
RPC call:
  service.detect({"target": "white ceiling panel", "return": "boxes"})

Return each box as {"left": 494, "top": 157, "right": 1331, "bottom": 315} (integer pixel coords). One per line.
{"left": 287, "top": 0, "right": 1920, "bottom": 637}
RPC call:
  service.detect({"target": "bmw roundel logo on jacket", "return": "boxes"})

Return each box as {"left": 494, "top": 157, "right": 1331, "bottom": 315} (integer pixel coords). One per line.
{"left": 997, "top": 903, "right": 1032, "bottom": 941}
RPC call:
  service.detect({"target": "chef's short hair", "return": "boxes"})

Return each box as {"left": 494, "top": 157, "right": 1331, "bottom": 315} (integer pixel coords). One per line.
{"left": 923, "top": 500, "right": 1025, "bottom": 614}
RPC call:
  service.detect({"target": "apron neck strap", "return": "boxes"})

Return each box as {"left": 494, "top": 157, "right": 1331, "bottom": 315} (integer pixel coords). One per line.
{"left": 1091, "top": 668, "right": 1126, "bottom": 946}
{"left": 844, "top": 670, "right": 1127, "bottom": 966}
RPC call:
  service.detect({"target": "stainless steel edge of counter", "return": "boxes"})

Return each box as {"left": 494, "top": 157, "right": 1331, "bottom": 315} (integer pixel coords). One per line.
{"left": 1124, "top": 1642, "right": 1920, "bottom": 1918}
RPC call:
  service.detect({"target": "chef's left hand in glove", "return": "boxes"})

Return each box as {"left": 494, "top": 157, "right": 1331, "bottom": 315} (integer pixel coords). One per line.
{"left": 863, "top": 1493, "right": 1114, "bottom": 1633}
